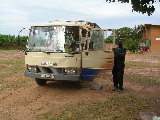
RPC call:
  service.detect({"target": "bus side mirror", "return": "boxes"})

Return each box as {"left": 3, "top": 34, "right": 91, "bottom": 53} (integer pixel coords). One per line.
{"left": 18, "top": 35, "right": 21, "bottom": 48}
{"left": 18, "top": 28, "right": 26, "bottom": 51}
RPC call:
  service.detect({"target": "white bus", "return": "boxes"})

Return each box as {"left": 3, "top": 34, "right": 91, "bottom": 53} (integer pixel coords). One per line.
{"left": 23, "top": 20, "right": 115, "bottom": 86}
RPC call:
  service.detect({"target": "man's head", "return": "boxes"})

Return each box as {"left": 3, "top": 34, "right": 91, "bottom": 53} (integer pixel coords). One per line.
{"left": 118, "top": 40, "right": 123, "bottom": 47}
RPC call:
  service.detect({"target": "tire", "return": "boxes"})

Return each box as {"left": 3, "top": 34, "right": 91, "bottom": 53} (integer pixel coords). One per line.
{"left": 76, "top": 80, "right": 84, "bottom": 89}
{"left": 35, "top": 78, "right": 47, "bottom": 86}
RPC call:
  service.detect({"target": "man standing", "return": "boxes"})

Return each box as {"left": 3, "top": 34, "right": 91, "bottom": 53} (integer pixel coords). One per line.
{"left": 112, "top": 40, "right": 126, "bottom": 93}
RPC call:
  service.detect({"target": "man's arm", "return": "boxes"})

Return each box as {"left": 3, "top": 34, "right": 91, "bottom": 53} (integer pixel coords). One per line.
{"left": 114, "top": 48, "right": 126, "bottom": 56}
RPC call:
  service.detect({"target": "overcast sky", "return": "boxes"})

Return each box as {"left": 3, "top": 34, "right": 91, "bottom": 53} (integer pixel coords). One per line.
{"left": 0, "top": 0, "right": 160, "bottom": 36}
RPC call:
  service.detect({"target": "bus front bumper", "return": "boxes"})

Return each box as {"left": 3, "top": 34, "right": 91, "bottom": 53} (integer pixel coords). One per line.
{"left": 24, "top": 70, "right": 81, "bottom": 81}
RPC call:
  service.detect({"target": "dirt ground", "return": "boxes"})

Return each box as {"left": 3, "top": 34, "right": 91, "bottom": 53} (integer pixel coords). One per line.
{"left": 0, "top": 51, "right": 160, "bottom": 120}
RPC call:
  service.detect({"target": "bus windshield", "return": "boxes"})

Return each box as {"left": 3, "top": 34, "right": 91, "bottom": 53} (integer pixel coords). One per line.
{"left": 27, "top": 26, "right": 80, "bottom": 52}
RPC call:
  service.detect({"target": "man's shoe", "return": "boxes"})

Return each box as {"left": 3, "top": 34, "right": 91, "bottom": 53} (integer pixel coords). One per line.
{"left": 112, "top": 88, "right": 117, "bottom": 91}
{"left": 118, "top": 89, "right": 123, "bottom": 93}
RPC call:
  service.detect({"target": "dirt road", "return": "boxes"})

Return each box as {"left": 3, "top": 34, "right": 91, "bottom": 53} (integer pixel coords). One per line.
{"left": 0, "top": 51, "right": 160, "bottom": 120}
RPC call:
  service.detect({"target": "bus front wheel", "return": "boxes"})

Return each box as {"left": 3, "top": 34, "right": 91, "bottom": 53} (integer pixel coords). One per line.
{"left": 35, "top": 78, "right": 47, "bottom": 86}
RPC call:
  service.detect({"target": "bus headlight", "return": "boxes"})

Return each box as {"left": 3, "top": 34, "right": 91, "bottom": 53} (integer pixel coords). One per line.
{"left": 27, "top": 65, "right": 37, "bottom": 71}
{"left": 64, "top": 68, "right": 76, "bottom": 73}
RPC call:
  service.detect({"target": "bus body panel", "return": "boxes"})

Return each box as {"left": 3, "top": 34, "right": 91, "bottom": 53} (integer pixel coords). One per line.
{"left": 25, "top": 52, "right": 81, "bottom": 68}
{"left": 81, "top": 51, "right": 114, "bottom": 82}
{"left": 82, "top": 51, "right": 114, "bottom": 69}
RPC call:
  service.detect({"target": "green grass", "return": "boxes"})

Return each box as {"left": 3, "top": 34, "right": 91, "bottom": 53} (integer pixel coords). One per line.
{"left": 0, "top": 49, "right": 18, "bottom": 53}
{"left": 125, "top": 61, "right": 160, "bottom": 66}
{"left": 0, "top": 60, "right": 24, "bottom": 65}
{"left": 125, "top": 75, "right": 160, "bottom": 86}
{"left": 152, "top": 55, "right": 160, "bottom": 57}
{"left": 0, "top": 65, "right": 31, "bottom": 91}
{"left": 0, "top": 66, "right": 24, "bottom": 77}
{"left": 0, "top": 70, "right": 32, "bottom": 91}
{"left": 36, "top": 94, "right": 159, "bottom": 120}
{"left": 0, "top": 79, "right": 30, "bottom": 91}
{"left": 0, "top": 53, "right": 30, "bottom": 91}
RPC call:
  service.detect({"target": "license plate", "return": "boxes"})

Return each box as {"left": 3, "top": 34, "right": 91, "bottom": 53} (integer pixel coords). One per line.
{"left": 41, "top": 74, "right": 54, "bottom": 78}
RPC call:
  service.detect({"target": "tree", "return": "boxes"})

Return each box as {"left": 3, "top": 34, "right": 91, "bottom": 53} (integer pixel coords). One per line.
{"left": 0, "top": 35, "right": 6, "bottom": 45}
{"left": 106, "top": 36, "right": 113, "bottom": 43}
{"left": 20, "top": 36, "right": 28, "bottom": 45}
{"left": 106, "top": 25, "right": 143, "bottom": 52}
{"left": 115, "top": 27, "right": 133, "bottom": 42}
{"left": 106, "top": 0, "right": 156, "bottom": 16}
{"left": 0, "top": 34, "right": 27, "bottom": 46}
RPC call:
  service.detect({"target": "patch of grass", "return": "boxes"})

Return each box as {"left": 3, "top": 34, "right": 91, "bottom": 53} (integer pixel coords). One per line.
{"left": 125, "top": 75, "right": 160, "bottom": 86}
{"left": 0, "top": 79, "right": 29, "bottom": 91}
{"left": 0, "top": 77, "right": 30, "bottom": 91}
{"left": 0, "top": 56, "right": 29, "bottom": 91}
{"left": 0, "top": 66, "right": 24, "bottom": 78}
{"left": 0, "top": 61, "right": 32, "bottom": 91}
{"left": 152, "top": 55, "right": 160, "bottom": 57}
{"left": 0, "top": 60, "right": 24, "bottom": 65}
{"left": 0, "top": 49, "right": 18, "bottom": 54}
{"left": 125, "top": 61, "right": 160, "bottom": 66}
{"left": 37, "top": 94, "right": 159, "bottom": 120}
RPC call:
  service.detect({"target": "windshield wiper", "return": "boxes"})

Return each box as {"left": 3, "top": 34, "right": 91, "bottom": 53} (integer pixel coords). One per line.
{"left": 43, "top": 50, "right": 54, "bottom": 53}
{"left": 28, "top": 49, "right": 42, "bottom": 52}
{"left": 43, "top": 50, "right": 63, "bottom": 53}
{"left": 56, "top": 50, "right": 63, "bottom": 52}
{"left": 68, "top": 51, "right": 79, "bottom": 55}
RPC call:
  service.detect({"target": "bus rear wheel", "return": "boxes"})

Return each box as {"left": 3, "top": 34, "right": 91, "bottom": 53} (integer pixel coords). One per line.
{"left": 35, "top": 78, "right": 47, "bottom": 86}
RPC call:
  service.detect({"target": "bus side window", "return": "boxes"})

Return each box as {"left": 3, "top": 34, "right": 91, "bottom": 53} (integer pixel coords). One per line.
{"left": 84, "top": 40, "right": 87, "bottom": 50}
{"left": 89, "top": 41, "right": 93, "bottom": 50}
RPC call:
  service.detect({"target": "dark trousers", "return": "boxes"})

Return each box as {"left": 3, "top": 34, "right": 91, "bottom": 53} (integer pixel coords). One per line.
{"left": 112, "top": 64, "right": 124, "bottom": 90}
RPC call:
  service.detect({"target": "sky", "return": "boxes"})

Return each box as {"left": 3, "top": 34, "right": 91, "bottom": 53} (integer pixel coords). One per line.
{"left": 0, "top": 0, "right": 160, "bottom": 36}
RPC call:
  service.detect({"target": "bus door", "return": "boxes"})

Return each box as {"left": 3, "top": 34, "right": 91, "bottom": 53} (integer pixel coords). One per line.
{"left": 81, "top": 28, "right": 114, "bottom": 82}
